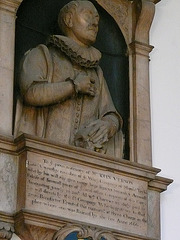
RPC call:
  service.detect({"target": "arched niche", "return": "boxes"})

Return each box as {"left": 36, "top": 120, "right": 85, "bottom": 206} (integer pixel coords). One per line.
{"left": 15, "top": 0, "right": 130, "bottom": 159}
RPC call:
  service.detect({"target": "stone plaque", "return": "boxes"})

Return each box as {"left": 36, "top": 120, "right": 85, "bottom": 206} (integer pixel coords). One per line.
{"left": 26, "top": 152, "right": 148, "bottom": 235}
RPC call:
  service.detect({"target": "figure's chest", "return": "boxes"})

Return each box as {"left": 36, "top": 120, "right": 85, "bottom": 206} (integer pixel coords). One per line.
{"left": 50, "top": 50, "right": 100, "bottom": 91}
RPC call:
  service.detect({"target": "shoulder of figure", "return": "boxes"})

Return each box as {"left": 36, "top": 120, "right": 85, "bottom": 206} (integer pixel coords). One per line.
{"left": 23, "top": 44, "right": 49, "bottom": 59}
{"left": 20, "top": 44, "right": 54, "bottom": 69}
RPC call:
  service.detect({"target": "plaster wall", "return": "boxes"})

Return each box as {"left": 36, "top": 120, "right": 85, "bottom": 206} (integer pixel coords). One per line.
{"left": 150, "top": 0, "right": 180, "bottom": 239}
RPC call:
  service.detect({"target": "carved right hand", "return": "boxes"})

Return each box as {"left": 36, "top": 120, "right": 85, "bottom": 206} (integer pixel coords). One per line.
{"left": 74, "top": 73, "right": 96, "bottom": 97}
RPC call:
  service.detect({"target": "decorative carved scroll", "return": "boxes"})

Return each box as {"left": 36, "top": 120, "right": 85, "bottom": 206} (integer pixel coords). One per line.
{"left": 0, "top": 222, "right": 14, "bottom": 240}
{"left": 53, "top": 224, "right": 117, "bottom": 240}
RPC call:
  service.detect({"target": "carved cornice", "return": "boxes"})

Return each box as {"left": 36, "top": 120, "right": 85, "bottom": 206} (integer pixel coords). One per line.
{"left": 0, "top": 133, "right": 161, "bottom": 181}
{"left": 149, "top": 176, "right": 173, "bottom": 193}
{"left": 0, "top": 211, "right": 14, "bottom": 224}
{"left": 129, "top": 41, "right": 154, "bottom": 57}
{"left": 0, "top": 134, "right": 25, "bottom": 155}
{"left": 0, "top": 0, "right": 22, "bottom": 14}
{"left": 13, "top": 210, "right": 161, "bottom": 240}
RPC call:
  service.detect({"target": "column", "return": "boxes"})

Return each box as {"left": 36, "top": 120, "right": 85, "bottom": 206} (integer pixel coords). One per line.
{"left": 0, "top": 0, "right": 22, "bottom": 136}
{"left": 129, "top": 0, "right": 155, "bottom": 166}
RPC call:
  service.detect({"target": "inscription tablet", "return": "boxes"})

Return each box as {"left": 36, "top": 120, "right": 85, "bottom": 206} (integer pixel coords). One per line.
{"left": 26, "top": 152, "right": 148, "bottom": 235}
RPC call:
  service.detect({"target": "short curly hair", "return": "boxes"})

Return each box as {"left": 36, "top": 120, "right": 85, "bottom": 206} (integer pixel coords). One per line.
{"left": 58, "top": 1, "right": 83, "bottom": 35}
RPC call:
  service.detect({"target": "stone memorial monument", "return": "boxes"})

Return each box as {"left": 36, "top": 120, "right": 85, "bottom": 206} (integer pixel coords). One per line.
{"left": 0, "top": 0, "right": 172, "bottom": 240}
{"left": 14, "top": 0, "right": 123, "bottom": 157}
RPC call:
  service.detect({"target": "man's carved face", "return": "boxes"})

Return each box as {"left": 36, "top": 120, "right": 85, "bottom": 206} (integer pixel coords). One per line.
{"left": 69, "top": 1, "right": 99, "bottom": 46}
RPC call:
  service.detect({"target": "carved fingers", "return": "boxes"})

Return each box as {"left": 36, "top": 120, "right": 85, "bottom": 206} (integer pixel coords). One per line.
{"left": 74, "top": 73, "right": 96, "bottom": 96}
{"left": 86, "top": 119, "right": 110, "bottom": 144}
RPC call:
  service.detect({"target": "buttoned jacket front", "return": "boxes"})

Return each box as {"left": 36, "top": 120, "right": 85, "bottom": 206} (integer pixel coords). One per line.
{"left": 15, "top": 41, "right": 123, "bottom": 157}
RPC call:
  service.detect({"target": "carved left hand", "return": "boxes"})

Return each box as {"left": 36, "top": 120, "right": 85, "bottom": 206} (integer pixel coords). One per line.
{"left": 85, "top": 119, "right": 112, "bottom": 145}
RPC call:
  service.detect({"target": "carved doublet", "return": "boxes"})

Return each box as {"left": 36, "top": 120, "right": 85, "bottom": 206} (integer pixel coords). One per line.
{"left": 45, "top": 47, "right": 102, "bottom": 145}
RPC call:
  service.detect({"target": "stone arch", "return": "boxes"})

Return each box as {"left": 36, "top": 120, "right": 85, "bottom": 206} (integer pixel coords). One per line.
{"left": 11, "top": 0, "right": 157, "bottom": 164}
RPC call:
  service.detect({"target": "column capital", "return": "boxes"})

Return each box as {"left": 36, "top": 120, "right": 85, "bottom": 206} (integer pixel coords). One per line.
{"left": 129, "top": 41, "right": 154, "bottom": 57}
{"left": 0, "top": 0, "right": 22, "bottom": 14}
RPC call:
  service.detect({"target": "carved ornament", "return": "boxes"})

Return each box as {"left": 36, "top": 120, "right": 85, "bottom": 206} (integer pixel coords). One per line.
{"left": 96, "top": 0, "right": 130, "bottom": 44}
{"left": 53, "top": 224, "right": 117, "bottom": 240}
{"left": 0, "top": 222, "right": 14, "bottom": 240}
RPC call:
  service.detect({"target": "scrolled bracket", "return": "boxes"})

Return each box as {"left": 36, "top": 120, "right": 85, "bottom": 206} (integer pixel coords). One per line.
{"left": 52, "top": 224, "right": 117, "bottom": 240}
{"left": 0, "top": 222, "right": 14, "bottom": 240}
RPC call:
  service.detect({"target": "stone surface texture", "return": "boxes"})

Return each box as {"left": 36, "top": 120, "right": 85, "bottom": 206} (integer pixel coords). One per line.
{"left": 0, "top": 153, "right": 18, "bottom": 213}
{"left": 0, "top": 0, "right": 22, "bottom": 136}
{"left": 25, "top": 152, "right": 148, "bottom": 235}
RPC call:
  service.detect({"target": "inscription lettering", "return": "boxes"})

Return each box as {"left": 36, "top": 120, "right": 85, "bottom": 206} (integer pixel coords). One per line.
{"left": 26, "top": 152, "right": 147, "bottom": 235}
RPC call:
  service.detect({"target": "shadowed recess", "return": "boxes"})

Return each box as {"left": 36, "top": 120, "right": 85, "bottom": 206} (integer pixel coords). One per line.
{"left": 15, "top": 0, "right": 129, "bottom": 159}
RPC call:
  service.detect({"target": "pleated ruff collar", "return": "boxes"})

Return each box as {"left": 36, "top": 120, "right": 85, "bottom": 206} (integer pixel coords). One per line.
{"left": 48, "top": 35, "right": 101, "bottom": 68}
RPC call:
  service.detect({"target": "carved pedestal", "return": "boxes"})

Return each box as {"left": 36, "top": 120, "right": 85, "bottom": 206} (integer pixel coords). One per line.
{"left": 0, "top": 134, "right": 172, "bottom": 240}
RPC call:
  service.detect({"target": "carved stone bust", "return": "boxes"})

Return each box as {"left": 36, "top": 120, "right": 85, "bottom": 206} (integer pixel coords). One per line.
{"left": 14, "top": 0, "right": 123, "bottom": 157}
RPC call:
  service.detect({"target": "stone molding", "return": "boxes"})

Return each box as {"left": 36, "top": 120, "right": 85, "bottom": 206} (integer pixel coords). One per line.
{"left": 13, "top": 210, "right": 159, "bottom": 240}
{"left": 0, "top": 134, "right": 173, "bottom": 192}
{"left": 0, "top": 134, "right": 160, "bottom": 181}
{"left": 149, "top": 176, "right": 173, "bottom": 193}
{"left": 129, "top": 41, "right": 154, "bottom": 57}
{"left": 0, "top": 0, "right": 22, "bottom": 14}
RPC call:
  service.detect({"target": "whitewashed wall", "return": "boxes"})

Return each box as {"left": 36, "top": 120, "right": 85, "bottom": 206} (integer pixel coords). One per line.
{"left": 150, "top": 0, "right": 180, "bottom": 239}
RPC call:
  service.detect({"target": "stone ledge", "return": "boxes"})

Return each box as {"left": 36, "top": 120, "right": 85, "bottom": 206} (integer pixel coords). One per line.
{"left": 0, "top": 211, "right": 14, "bottom": 224}
{"left": 148, "top": 176, "right": 173, "bottom": 192}
{"left": 0, "top": 134, "right": 161, "bottom": 181}
{"left": 14, "top": 209, "right": 159, "bottom": 240}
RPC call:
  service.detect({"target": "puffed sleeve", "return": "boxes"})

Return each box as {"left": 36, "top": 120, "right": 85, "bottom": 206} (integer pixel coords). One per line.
{"left": 19, "top": 44, "right": 50, "bottom": 96}
{"left": 18, "top": 45, "right": 75, "bottom": 106}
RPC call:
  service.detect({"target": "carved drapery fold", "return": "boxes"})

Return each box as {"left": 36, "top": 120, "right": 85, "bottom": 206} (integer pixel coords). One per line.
{"left": 53, "top": 224, "right": 117, "bottom": 240}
